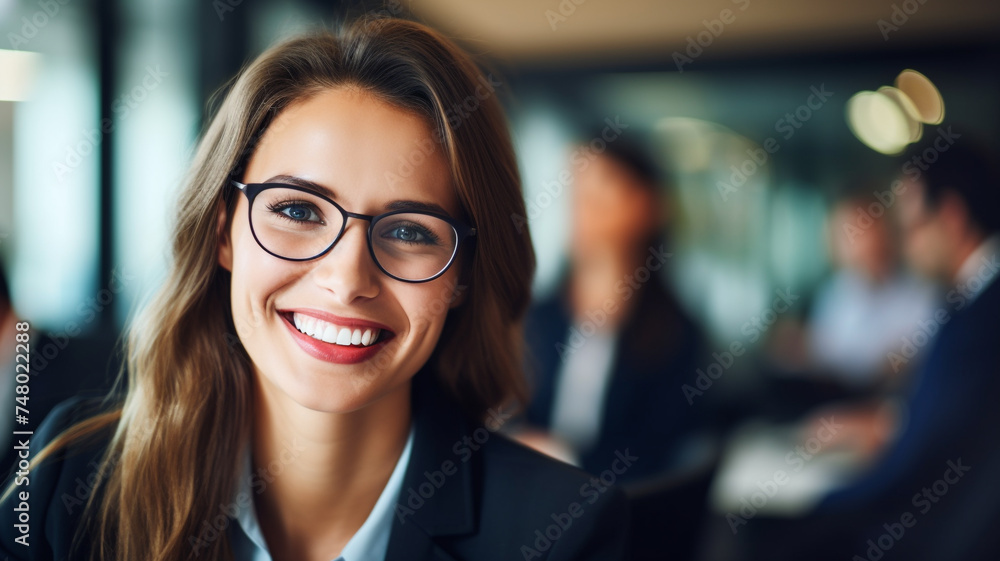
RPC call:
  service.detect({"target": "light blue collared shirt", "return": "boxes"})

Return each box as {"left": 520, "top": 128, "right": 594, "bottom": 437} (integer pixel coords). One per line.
{"left": 228, "top": 427, "right": 415, "bottom": 561}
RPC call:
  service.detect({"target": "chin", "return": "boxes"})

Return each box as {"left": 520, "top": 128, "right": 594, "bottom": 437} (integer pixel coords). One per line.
{"left": 293, "top": 393, "right": 373, "bottom": 414}
{"left": 271, "top": 363, "right": 409, "bottom": 414}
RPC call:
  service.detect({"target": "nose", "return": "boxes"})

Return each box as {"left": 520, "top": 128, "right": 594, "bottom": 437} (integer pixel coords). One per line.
{"left": 311, "top": 218, "right": 381, "bottom": 304}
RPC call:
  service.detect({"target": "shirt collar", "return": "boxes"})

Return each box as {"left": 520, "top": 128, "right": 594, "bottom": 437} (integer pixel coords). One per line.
{"left": 230, "top": 425, "right": 416, "bottom": 561}
{"left": 953, "top": 234, "right": 1000, "bottom": 302}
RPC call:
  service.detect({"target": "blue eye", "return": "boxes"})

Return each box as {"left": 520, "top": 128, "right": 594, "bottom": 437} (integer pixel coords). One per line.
{"left": 267, "top": 201, "right": 322, "bottom": 224}
{"left": 390, "top": 226, "right": 424, "bottom": 243}
{"left": 283, "top": 205, "right": 312, "bottom": 221}
{"left": 379, "top": 222, "right": 441, "bottom": 246}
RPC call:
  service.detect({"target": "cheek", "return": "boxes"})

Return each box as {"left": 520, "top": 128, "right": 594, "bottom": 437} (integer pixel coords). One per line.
{"left": 401, "top": 279, "right": 456, "bottom": 332}
{"left": 397, "top": 275, "right": 461, "bottom": 353}
{"left": 576, "top": 196, "right": 626, "bottom": 236}
{"left": 905, "top": 230, "right": 926, "bottom": 254}
{"left": 907, "top": 228, "right": 940, "bottom": 267}
{"left": 227, "top": 225, "right": 295, "bottom": 339}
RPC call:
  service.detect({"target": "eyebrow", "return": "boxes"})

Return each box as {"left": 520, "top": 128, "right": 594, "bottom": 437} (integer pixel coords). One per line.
{"left": 261, "top": 174, "right": 453, "bottom": 217}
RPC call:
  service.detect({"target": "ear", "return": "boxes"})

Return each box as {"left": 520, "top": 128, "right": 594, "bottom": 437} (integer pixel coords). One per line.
{"left": 217, "top": 201, "right": 234, "bottom": 272}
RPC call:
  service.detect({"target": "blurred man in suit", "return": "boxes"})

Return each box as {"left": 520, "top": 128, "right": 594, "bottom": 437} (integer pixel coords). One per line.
{"left": 749, "top": 138, "right": 1000, "bottom": 560}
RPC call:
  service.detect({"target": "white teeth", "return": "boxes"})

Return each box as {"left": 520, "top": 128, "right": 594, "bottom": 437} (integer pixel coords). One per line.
{"left": 291, "top": 313, "right": 382, "bottom": 347}
{"left": 336, "top": 328, "right": 352, "bottom": 345}
{"left": 321, "top": 324, "right": 337, "bottom": 344}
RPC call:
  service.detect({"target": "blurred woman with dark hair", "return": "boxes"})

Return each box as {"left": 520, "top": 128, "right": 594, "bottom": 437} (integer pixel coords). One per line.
{"left": 518, "top": 134, "right": 710, "bottom": 484}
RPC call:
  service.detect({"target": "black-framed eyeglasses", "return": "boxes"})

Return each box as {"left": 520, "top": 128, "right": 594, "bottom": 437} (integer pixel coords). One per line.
{"left": 231, "top": 180, "right": 476, "bottom": 283}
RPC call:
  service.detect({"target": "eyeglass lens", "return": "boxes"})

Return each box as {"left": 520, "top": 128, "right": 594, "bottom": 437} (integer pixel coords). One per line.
{"left": 250, "top": 186, "right": 459, "bottom": 281}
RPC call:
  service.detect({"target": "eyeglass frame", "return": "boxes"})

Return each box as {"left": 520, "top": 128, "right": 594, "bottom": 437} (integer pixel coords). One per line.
{"left": 230, "top": 180, "right": 477, "bottom": 283}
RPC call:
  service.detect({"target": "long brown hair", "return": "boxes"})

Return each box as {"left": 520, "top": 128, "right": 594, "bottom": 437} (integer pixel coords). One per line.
{"left": 9, "top": 16, "right": 534, "bottom": 560}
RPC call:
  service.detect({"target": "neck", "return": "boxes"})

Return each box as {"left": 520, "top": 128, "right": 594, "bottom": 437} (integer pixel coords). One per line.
{"left": 251, "top": 374, "right": 412, "bottom": 559}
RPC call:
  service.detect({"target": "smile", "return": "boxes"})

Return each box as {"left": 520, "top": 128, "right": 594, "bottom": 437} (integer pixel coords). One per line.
{"left": 291, "top": 312, "right": 382, "bottom": 347}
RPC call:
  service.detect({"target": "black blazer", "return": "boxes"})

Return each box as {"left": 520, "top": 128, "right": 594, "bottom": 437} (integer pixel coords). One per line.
{"left": 0, "top": 368, "right": 629, "bottom": 560}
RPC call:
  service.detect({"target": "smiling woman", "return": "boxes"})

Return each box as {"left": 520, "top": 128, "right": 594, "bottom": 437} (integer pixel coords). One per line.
{"left": 0, "top": 15, "right": 628, "bottom": 561}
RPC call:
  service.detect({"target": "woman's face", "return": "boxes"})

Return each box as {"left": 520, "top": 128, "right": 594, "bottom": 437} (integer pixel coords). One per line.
{"left": 572, "top": 153, "right": 658, "bottom": 254}
{"left": 219, "top": 87, "right": 462, "bottom": 413}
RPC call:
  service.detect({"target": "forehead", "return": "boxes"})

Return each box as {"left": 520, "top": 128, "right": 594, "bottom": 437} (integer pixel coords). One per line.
{"left": 575, "top": 152, "right": 643, "bottom": 188}
{"left": 245, "top": 87, "right": 457, "bottom": 215}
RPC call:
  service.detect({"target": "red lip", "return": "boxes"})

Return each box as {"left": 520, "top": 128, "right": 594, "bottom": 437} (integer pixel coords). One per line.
{"left": 279, "top": 312, "right": 395, "bottom": 365}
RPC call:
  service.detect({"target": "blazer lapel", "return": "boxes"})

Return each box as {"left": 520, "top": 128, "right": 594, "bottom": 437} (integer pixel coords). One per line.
{"left": 385, "top": 368, "right": 477, "bottom": 561}
{"left": 383, "top": 516, "right": 464, "bottom": 561}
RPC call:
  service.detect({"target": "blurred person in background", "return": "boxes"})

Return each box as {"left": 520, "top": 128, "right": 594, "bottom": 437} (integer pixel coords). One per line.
{"left": 0, "top": 259, "right": 17, "bottom": 470}
{"left": 0, "top": 259, "right": 118, "bottom": 480}
{"left": 750, "top": 138, "right": 1000, "bottom": 561}
{"left": 791, "top": 189, "right": 939, "bottom": 461}
{"left": 516, "top": 134, "right": 710, "bottom": 484}
{"left": 808, "top": 189, "right": 937, "bottom": 388}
